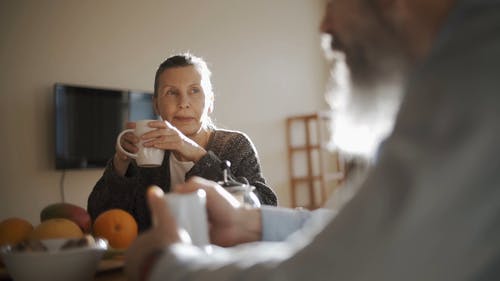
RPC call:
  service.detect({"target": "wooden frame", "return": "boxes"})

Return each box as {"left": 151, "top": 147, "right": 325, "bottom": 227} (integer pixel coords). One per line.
{"left": 286, "top": 112, "right": 345, "bottom": 209}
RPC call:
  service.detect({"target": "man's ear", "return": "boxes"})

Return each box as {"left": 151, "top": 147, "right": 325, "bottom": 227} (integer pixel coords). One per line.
{"left": 377, "top": 0, "right": 395, "bottom": 8}
{"left": 374, "top": 0, "right": 405, "bottom": 26}
{"left": 373, "top": 0, "right": 400, "bottom": 14}
{"left": 377, "top": 0, "right": 405, "bottom": 9}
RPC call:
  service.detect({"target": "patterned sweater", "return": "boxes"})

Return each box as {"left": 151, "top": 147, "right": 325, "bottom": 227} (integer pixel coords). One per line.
{"left": 87, "top": 129, "right": 277, "bottom": 231}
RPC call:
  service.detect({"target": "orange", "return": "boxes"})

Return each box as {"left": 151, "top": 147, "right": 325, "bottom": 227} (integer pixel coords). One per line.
{"left": 0, "top": 217, "right": 34, "bottom": 246}
{"left": 93, "top": 209, "right": 138, "bottom": 249}
{"left": 29, "top": 218, "right": 83, "bottom": 240}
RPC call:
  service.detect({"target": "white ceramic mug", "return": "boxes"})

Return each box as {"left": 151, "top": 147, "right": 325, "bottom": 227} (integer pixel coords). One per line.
{"left": 116, "top": 119, "right": 165, "bottom": 167}
{"left": 164, "top": 190, "right": 210, "bottom": 247}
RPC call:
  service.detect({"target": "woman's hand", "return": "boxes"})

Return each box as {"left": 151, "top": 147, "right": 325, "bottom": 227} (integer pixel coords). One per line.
{"left": 142, "top": 120, "right": 207, "bottom": 162}
{"left": 174, "top": 177, "right": 262, "bottom": 247}
{"left": 113, "top": 122, "right": 139, "bottom": 176}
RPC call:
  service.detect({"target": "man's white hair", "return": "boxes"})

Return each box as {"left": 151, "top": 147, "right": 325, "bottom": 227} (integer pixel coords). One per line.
{"left": 321, "top": 34, "right": 404, "bottom": 159}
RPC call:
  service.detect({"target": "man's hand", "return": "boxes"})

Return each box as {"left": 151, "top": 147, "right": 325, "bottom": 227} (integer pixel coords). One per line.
{"left": 125, "top": 186, "right": 184, "bottom": 281}
{"left": 126, "top": 178, "right": 263, "bottom": 280}
{"left": 174, "top": 177, "right": 262, "bottom": 247}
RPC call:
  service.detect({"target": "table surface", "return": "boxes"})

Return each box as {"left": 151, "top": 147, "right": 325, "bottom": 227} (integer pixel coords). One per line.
{"left": 94, "top": 268, "right": 126, "bottom": 281}
{"left": 0, "top": 258, "right": 127, "bottom": 281}
{"left": 94, "top": 258, "right": 126, "bottom": 281}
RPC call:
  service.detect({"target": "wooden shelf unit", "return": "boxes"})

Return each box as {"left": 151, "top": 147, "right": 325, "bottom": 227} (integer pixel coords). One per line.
{"left": 286, "top": 112, "right": 345, "bottom": 209}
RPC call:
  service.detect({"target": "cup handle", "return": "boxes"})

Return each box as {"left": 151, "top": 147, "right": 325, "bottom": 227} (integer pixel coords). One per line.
{"left": 116, "top": 129, "right": 138, "bottom": 159}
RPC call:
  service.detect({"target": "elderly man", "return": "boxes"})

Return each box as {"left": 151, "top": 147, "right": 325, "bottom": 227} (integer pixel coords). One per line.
{"left": 126, "top": 0, "right": 500, "bottom": 280}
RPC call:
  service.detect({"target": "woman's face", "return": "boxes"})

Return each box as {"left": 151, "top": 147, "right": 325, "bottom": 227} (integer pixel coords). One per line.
{"left": 154, "top": 65, "right": 213, "bottom": 137}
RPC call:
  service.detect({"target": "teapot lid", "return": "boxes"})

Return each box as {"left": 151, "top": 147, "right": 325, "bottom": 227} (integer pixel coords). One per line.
{"left": 217, "top": 160, "right": 249, "bottom": 190}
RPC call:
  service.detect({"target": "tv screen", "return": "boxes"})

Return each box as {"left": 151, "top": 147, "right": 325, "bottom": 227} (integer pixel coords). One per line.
{"left": 54, "top": 83, "right": 156, "bottom": 169}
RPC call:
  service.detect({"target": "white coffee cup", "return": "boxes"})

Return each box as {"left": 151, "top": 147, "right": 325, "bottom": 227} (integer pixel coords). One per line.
{"left": 164, "top": 190, "right": 210, "bottom": 247}
{"left": 116, "top": 119, "right": 165, "bottom": 167}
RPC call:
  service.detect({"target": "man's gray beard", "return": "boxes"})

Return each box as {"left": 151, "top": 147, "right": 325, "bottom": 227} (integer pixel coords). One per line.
{"left": 323, "top": 50, "right": 406, "bottom": 159}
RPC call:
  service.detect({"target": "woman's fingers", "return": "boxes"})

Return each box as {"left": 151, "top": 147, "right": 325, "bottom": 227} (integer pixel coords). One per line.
{"left": 121, "top": 133, "right": 139, "bottom": 152}
{"left": 147, "top": 120, "right": 168, "bottom": 128}
{"left": 122, "top": 132, "right": 139, "bottom": 145}
{"left": 142, "top": 129, "right": 183, "bottom": 151}
{"left": 125, "top": 121, "right": 136, "bottom": 129}
{"left": 122, "top": 141, "right": 139, "bottom": 153}
{"left": 143, "top": 137, "right": 180, "bottom": 151}
{"left": 142, "top": 127, "right": 177, "bottom": 140}
{"left": 140, "top": 120, "right": 204, "bottom": 161}
{"left": 142, "top": 120, "right": 178, "bottom": 139}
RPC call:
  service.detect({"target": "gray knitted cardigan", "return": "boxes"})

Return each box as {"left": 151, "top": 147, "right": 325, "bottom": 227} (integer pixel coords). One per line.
{"left": 87, "top": 129, "right": 277, "bottom": 232}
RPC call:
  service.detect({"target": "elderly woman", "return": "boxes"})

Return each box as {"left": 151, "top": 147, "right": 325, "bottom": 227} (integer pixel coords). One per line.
{"left": 88, "top": 53, "right": 277, "bottom": 231}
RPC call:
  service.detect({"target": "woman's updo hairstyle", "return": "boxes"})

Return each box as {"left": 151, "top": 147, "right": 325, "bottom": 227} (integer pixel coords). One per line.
{"left": 154, "top": 53, "right": 213, "bottom": 99}
{"left": 153, "top": 53, "right": 215, "bottom": 129}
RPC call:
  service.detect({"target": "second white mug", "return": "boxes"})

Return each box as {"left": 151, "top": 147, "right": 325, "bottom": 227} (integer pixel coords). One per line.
{"left": 116, "top": 119, "right": 165, "bottom": 167}
{"left": 164, "top": 190, "right": 210, "bottom": 247}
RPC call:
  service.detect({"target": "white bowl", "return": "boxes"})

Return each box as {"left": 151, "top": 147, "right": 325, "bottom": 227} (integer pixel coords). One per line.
{"left": 1, "top": 238, "right": 108, "bottom": 281}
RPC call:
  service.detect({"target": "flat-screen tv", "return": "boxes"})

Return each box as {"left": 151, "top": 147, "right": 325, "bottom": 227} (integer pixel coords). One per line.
{"left": 54, "top": 83, "right": 156, "bottom": 169}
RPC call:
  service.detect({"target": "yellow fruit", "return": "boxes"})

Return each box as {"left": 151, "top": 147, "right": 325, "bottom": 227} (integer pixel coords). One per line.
{"left": 0, "top": 217, "right": 34, "bottom": 246}
{"left": 93, "top": 209, "right": 138, "bottom": 249}
{"left": 40, "top": 202, "right": 92, "bottom": 233}
{"left": 29, "top": 218, "right": 83, "bottom": 240}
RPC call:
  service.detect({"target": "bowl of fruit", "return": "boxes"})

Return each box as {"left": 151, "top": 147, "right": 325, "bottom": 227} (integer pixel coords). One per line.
{"left": 1, "top": 236, "right": 108, "bottom": 281}
{"left": 0, "top": 202, "right": 138, "bottom": 281}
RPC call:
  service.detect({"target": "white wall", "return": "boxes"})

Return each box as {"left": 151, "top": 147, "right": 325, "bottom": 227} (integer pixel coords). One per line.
{"left": 0, "top": 0, "right": 330, "bottom": 224}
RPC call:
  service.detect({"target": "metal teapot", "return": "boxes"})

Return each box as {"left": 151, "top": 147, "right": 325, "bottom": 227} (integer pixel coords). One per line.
{"left": 218, "top": 160, "right": 261, "bottom": 207}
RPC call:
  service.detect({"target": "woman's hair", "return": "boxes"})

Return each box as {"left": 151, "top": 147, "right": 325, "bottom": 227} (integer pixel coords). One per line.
{"left": 154, "top": 53, "right": 215, "bottom": 129}
{"left": 154, "top": 53, "right": 213, "bottom": 98}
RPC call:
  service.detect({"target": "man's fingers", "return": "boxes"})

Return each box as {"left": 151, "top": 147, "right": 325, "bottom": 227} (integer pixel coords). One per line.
{"left": 173, "top": 177, "right": 240, "bottom": 207}
{"left": 172, "top": 176, "right": 211, "bottom": 193}
{"left": 147, "top": 186, "right": 174, "bottom": 229}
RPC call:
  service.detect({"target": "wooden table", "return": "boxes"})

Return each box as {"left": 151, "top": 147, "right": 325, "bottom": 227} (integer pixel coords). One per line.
{"left": 0, "top": 258, "right": 127, "bottom": 281}
{"left": 94, "top": 259, "right": 126, "bottom": 280}
{"left": 94, "top": 268, "right": 126, "bottom": 281}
